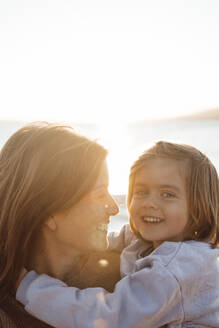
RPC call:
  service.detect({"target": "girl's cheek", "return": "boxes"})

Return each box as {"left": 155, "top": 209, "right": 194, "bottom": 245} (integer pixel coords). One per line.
{"left": 129, "top": 200, "right": 138, "bottom": 218}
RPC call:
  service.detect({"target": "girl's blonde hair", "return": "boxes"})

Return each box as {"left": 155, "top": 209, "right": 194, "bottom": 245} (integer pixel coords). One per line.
{"left": 127, "top": 141, "right": 219, "bottom": 247}
{"left": 0, "top": 122, "right": 107, "bottom": 295}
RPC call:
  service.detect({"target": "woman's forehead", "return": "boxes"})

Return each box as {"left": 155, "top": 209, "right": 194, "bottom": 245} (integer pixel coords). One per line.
{"left": 94, "top": 161, "right": 109, "bottom": 189}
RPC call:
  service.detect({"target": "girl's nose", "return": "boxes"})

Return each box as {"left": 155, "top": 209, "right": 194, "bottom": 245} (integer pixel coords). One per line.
{"left": 142, "top": 194, "right": 158, "bottom": 210}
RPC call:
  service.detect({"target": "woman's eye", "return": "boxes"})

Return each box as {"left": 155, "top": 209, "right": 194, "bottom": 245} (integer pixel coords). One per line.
{"left": 161, "top": 191, "right": 175, "bottom": 199}
{"left": 96, "top": 193, "right": 106, "bottom": 199}
{"left": 134, "top": 190, "right": 147, "bottom": 196}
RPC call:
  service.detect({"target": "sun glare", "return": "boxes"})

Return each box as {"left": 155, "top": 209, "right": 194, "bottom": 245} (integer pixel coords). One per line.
{"left": 98, "top": 122, "right": 135, "bottom": 195}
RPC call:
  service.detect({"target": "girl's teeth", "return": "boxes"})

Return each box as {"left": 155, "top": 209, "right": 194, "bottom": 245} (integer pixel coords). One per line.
{"left": 97, "top": 223, "right": 108, "bottom": 232}
{"left": 143, "top": 217, "right": 163, "bottom": 223}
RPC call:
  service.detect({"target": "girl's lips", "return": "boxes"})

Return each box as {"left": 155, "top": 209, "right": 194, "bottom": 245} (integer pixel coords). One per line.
{"left": 142, "top": 216, "right": 164, "bottom": 223}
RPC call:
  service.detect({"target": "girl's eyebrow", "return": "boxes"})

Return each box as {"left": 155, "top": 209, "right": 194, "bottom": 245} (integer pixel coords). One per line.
{"left": 159, "top": 184, "right": 181, "bottom": 193}
{"left": 134, "top": 183, "right": 181, "bottom": 193}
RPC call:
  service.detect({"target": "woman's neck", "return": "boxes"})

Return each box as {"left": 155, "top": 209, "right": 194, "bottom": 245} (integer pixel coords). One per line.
{"left": 27, "top": 236, "right": 88, "bottom": 283}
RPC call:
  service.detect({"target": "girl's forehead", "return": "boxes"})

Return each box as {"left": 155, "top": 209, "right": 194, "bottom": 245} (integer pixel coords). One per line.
{"left": 134, "top": 158, "right": 188, "bottom": 183}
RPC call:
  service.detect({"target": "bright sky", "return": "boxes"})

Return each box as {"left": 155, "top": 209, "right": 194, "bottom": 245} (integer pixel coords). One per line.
{"left": 1, "top": 0, "right": 219, "bottom": 124}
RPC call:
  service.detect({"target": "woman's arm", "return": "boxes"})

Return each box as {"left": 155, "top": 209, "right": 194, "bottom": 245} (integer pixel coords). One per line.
{"left": 16, "top": 260, "right": 183, "bottom": 328}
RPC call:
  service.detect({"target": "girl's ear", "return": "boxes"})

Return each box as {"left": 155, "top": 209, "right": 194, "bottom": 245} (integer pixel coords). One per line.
{"left": 44, "top": 216, "right": 57, "bottom": 231}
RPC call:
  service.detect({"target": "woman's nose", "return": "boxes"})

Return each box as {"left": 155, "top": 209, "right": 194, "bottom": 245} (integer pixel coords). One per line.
{"left": 105, "top": 196, "right": 119, "bottom": 216}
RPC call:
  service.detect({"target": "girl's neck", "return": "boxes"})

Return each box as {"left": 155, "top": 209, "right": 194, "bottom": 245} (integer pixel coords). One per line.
{"left": 152, "top": 241, "right": 162, "bottom": 249}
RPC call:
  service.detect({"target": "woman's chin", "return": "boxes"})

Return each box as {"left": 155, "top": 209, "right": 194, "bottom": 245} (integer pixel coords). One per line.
{"left": 90, "top": 231, "right": 109, "bottom": 252}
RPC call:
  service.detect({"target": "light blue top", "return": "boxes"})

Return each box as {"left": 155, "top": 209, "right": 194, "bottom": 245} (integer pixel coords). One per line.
{"left": 16, "top": 225, "right": 219, "bottom": 328}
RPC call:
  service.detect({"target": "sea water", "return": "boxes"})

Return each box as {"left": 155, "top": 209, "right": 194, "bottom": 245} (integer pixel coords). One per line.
{"left": 1, "top": 119, "right": 219, "bottom": 232}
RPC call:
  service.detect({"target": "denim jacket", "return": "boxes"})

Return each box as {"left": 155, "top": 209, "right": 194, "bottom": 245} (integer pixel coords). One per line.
{"left": 17, "top": 225, "right": 219, "bottom": 328}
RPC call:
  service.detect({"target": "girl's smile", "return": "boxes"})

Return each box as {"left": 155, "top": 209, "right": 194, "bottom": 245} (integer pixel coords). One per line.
{"left": 142, "top": 216, "right": 164, "bottom": 223}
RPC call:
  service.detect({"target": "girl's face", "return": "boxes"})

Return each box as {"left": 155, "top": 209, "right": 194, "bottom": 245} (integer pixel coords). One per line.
{"left": 130, "top": 158, "right": 189, "bottom": 248}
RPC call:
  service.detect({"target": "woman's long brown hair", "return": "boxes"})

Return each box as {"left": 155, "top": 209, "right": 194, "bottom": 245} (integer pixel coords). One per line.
{"left": 0, "top": 122, "right": 107, "bottom": 296}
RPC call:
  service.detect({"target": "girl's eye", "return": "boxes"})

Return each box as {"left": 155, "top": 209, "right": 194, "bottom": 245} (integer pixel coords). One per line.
{"left": 161, "top": 191, "right": 175, "bottom": 199}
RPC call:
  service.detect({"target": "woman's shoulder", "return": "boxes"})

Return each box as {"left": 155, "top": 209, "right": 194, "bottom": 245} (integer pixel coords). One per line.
{"left": 0, "top": 292, "right": 53, "bottom": 328}
{"left": 0, "top": 308, "right": 17, "bottom": 328}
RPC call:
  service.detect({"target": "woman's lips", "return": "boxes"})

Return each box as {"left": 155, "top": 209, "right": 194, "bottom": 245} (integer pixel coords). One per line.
{"left": 96, "top": 223, "right": 108, "bottom": 232}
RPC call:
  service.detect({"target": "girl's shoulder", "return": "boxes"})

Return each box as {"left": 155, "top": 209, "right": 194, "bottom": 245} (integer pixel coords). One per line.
{"left": 151, "top": 241, "right": 219, "bottom": 277}
{"left": 108, "top": 224, "right": 137, "bottom": 251}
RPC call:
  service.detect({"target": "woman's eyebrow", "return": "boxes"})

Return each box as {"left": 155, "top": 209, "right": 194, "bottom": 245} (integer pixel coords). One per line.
{"left": 93, "top": 184, "right": 109, "bottom": 191}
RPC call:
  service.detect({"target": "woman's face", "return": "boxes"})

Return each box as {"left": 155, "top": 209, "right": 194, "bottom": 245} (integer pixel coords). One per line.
{"left": 47, "top": 161, "right": 119, "bottom": 254}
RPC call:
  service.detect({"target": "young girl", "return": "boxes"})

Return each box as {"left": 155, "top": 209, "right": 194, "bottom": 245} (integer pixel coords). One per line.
{"left": 16, "top": 141, "right": 219, "bottom": 328}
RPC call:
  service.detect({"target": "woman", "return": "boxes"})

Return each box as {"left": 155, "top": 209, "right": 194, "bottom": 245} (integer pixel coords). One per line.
{"left": 0, "top": 122, "right": 120, "bottom": 327}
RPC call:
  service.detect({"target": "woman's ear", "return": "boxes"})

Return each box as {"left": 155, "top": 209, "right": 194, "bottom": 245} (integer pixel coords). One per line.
{"left": 44, "top": 216, "right": 57, "bottom": 231}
